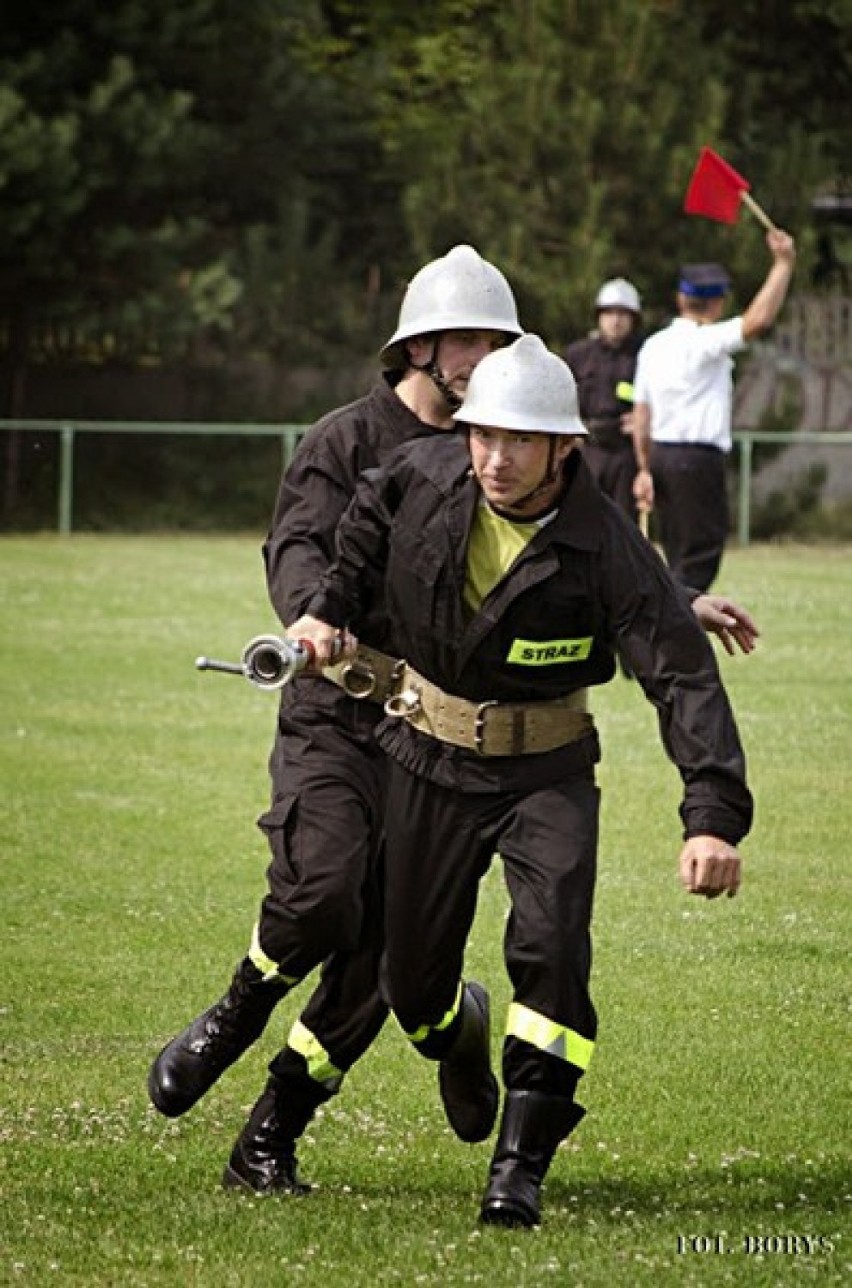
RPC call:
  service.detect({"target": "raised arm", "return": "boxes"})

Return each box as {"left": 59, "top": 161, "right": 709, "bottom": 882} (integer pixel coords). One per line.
{"left": 741, "top": 229, "right": 796, "bottom": 341}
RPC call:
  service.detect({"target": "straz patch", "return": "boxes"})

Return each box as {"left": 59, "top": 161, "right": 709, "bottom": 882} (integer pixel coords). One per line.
{"left": 507, "top": 637, "right": 593, "bottom": 666}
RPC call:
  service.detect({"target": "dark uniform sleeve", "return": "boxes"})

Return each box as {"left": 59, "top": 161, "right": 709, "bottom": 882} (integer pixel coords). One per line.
{"left": 599, "top": 510, "right": 753, "bottom": 844}
{"left": 306, "top": 459, "right": 406, "bottom": 629}
{"left": 262, "top": 433, "right": 356, "bottom": 626}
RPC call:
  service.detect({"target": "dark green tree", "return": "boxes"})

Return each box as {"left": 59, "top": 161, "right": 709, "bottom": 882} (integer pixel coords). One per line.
{"left": 0, "top": 0, "right": 401, "bottom": 516}
{"left": 0, "top": 0, "right": 396, "bottom": 403}
{"left": 3, "top": 0, "right": 849, "bottom": 528}
{"left": 305, "top": 0, "right": 849, "bottom": 339}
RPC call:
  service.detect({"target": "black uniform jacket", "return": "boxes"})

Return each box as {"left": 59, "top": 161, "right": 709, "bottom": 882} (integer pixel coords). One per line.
{"left": 262, "top": 376, "right": 434, "bottom": 745}
{"left": 564, "top": 333, "right": 642, "bottom": 446}
{"left": 308, "top": 435, "right": 753, "bottom": 843}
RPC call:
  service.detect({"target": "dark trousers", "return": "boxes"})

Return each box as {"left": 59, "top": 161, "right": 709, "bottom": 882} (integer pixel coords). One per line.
{"left": 255, "top": 713, "right": 388, "bottom": 1073}
{"left": 650, "top": 442, "right": 729, "bottom": 592}
{"left": 382, "top": 760, "right": 600, "bottom": 1096}
{"left": 582, "top": 439, "right": 638, "bottom": 523}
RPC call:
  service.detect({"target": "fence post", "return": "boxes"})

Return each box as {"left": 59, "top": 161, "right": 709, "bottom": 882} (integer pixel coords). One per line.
{"left": 58, "top": 423, "right": 75, "bottom": 535}
{"left": 737, "top": 433, "right": 753, "bottom": 548}
{"left": 281, "top": 426, "right": 301, "bottom": 471}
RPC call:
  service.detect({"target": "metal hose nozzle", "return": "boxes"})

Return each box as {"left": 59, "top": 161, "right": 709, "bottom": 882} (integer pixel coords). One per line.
{"left": 195, "top": 633, "right": 341, "bottom": 690}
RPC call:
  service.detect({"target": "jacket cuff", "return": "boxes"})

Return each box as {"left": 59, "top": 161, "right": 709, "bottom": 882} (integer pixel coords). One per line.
{"left": 680, "top": 806, "right": 751, "bottom": 847}
{"left": 305, "top": 588, "right": 349, "bottom": 629}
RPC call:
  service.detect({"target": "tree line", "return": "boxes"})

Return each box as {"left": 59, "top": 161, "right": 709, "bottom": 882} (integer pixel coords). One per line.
{"left": 1, "top": 0, "right": 850, "bottom": 525}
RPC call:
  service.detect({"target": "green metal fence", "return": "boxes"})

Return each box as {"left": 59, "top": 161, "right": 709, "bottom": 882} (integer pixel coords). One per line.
{"left": 1, "top": 419, "right": 851, "bottom": 542}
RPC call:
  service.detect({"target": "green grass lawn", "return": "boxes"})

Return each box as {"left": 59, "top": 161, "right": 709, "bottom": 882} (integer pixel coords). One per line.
{"left": 1, "top": 536, "right": 850, "bottom": 1286}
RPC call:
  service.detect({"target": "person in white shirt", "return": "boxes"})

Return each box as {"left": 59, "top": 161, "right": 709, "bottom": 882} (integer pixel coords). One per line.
{"left": 632, "top": 229, "right": 796, "bottom": 590}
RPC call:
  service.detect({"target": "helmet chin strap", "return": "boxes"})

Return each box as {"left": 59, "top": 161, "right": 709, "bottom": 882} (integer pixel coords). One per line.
{"left": 502, "top": 438, "right": 561, "bottom": 514}
{"left": 411, "top": 335, "right": 463, "bottom": 412}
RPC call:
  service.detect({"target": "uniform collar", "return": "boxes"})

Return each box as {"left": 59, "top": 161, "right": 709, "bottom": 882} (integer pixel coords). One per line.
{"left": 378, "top": 372, "right": 442, "bottom": 436}
{"left": 536, "top": 453, "right": 604, "bottom": 552}
{"left": 399, "top": 434, "right": 606, "bottom": 553}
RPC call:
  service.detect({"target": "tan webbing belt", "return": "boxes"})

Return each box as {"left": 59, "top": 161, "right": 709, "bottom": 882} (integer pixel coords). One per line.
{"left": 383, "top": 662, "right": 593, "bottom": 757}
{"left": 325, "top": 644, "right": 402, "bottom": 704}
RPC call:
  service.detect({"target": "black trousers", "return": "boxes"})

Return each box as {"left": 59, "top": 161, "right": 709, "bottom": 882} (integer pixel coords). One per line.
{"left": 255, "top": 706, "right": 389, "bottom": 1073}
{"left": 382, "top": 759, "right": 600, "bottom": 1096}
{"left": 582, "top": 439, "right": 638, "bottom": 523}
{"left": 650, "top": 442, "right": 729, "bottom": 592}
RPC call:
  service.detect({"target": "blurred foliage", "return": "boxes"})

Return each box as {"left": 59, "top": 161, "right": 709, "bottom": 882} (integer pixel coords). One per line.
{"left": 2, "top": 0, "right": 849, "bottom": 372}
{"left": 0, "top": 0, "right": 398, "bottom": 369}
{"left": 300, "top": 0, "right": 851, "bottom": 340}
{"left": 1, "top": 0, "right": 850, "bottom": 531}
{"left": 750, "top": 462, "right": 829, "bottom": 540}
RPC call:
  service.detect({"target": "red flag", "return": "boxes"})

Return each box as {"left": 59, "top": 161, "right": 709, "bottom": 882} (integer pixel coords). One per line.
{"left": 684, "top": 147, "right": 750, "bottom": 224}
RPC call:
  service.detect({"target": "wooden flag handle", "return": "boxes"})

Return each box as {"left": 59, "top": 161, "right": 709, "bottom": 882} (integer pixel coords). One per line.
{"left": 741, "top": 191, "right": 776, "bottom": 231}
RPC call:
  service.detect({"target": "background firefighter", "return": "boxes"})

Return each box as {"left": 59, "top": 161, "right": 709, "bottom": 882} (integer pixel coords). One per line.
{"left": 565, "top": 276, "right": 651, "bottom": 525}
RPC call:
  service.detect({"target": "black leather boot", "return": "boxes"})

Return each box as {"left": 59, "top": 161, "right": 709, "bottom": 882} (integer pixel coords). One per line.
{"left": 479, "top": 1091, "right": 585, "bottom": 1228}
{"left": 222, "top": 1072, "right": 332, "bottom": 1196}
{"left": 147, "top": 958, "right": 290, "bottom": 1117}
{"left": 438, "top": 981, "right": 499, "bottom": 1143}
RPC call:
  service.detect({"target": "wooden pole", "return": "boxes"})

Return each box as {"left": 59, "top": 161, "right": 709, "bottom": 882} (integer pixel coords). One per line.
{"left": 741, "top": 191, "right": 776, "bottom": 231}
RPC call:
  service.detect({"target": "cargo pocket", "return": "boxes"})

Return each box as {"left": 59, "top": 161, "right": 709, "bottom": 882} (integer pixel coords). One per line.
{"left": 257, "top": 793, "right": 302, "bottom": 888}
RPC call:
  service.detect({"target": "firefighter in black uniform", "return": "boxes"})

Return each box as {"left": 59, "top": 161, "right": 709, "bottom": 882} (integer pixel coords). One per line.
{"left": 291, "top": 334, "right": 752, "bottom": 1228}
{"left": 565, "top": 277, "right": 650, "bottom": 524}
{"left": 146, "top": 246, "right": 523, "bottom": 1191}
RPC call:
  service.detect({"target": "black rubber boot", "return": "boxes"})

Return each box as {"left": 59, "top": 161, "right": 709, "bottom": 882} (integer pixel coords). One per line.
{"left": 479, "top": 1091, "right": 586, "bottom": 1228}
{"left": 438, "top": 981, "right": 499, "bottom": 1143}
{"left": 222, "top": 1072, "right": 333, "bottom": 1196}
{"left": 147, "top": 958, "right": 290, "bottom": 1117}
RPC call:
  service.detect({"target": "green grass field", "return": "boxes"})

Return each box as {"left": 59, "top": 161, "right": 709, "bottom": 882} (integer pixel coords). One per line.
{"left": 1, "top": 536, "right": 850, "bottom": 1286}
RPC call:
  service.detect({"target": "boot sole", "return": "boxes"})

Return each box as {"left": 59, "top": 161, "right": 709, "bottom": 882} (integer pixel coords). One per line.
{"left": 222, "top": 1164, "right": 310, "bottom": 1197}
{"left": 480, "top": 1199, "right": 538, "bottom": 1228}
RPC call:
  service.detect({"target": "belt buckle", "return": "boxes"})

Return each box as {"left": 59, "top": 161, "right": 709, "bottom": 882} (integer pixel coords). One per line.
{"left": 474, "top": 700, "right": 498, "bottom": 755}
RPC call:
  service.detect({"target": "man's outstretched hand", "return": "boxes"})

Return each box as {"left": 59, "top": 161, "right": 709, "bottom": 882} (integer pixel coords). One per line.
{"left": 692, "top": 595, "right": 760, "bottom": 656}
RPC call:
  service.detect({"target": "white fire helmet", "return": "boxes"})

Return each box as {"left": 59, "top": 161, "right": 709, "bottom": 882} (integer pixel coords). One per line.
{"left": 380, "top": 244, "right": 522, "bottom": 368}
{"left": 595, "top": 277, "right": 641, "bottom": 314}
{"left": 453, "top": 334, "right": 588, "bottom": 437}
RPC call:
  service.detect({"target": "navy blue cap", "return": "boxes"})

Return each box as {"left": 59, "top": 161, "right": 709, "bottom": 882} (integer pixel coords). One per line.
{"left": 678, "top": 262, "right": 730, "bottom": 298}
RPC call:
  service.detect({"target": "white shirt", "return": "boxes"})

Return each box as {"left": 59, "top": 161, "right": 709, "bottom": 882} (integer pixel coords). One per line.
{"left": 632, "top": 316, "right": 746, "bottom": 452}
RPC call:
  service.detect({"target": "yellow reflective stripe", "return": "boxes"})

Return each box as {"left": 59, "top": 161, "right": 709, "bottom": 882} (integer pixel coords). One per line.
{"left": 402, "top": 982, "right": 463, "bottom": 1043}
{"left": 506, "top": 1001, "right": 595, "bottom": 1071}
{"left": 288, "top": 1020, "right": 343, "bottom": 1086}
{"left": 248, "top": 923, "right": 298, "bottom": 985}
{"left": 506, "top": 637, "right": 593, "bottom": 665}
